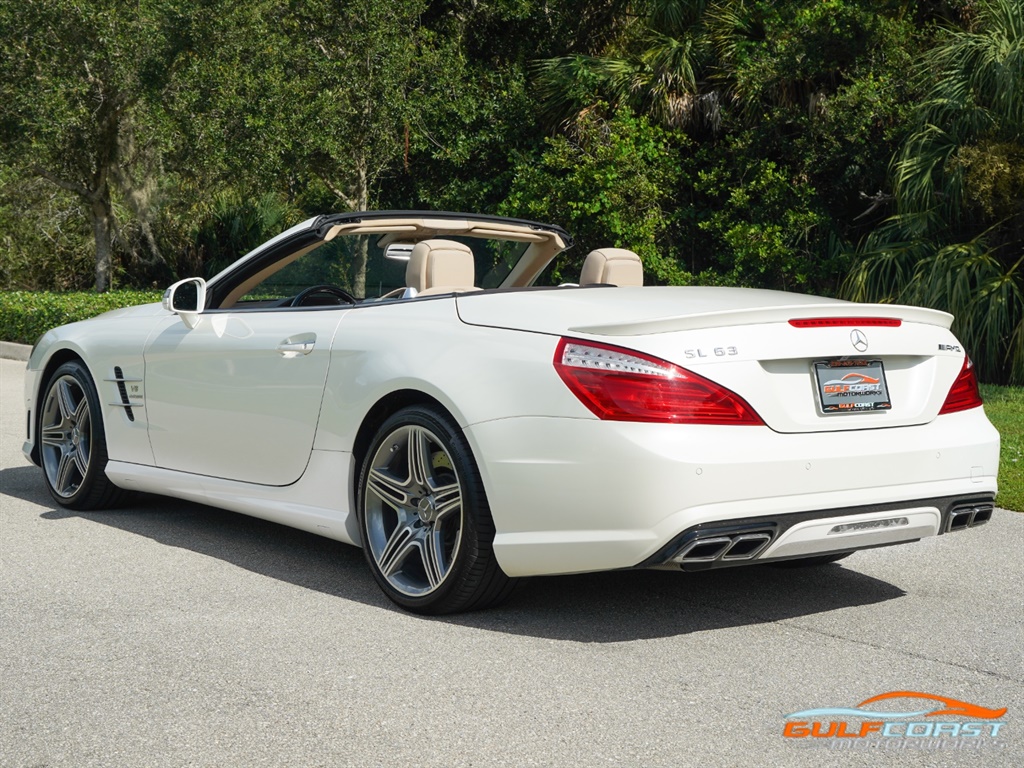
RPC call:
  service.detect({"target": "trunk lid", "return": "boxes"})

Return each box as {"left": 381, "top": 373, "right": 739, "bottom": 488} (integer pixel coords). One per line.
{"left": 457, "top": 286, "right": 964, "bottom": 433}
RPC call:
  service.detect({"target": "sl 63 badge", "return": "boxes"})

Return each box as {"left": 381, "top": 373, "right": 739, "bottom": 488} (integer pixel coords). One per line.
{"left": 685, "top": 346, "right": 739, "bottom": 359}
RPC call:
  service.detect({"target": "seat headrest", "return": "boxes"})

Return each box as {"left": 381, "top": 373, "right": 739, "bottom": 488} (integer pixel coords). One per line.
{"left": 406, "top": 239, "right": 479, "bottom": 296}
{"left": 580, "top": 248, "right": 643, "bottom": 287}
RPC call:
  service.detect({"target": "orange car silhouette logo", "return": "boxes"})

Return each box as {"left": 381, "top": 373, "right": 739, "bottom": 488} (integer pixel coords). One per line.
{"left": 784, "top": 691, "right": 1007, "bottom": 740}
{"left": 821, "top": 371, "right": 886, "bottom": 396}
{"left": 824, "top": 372, "right": 881, "bottom": 386}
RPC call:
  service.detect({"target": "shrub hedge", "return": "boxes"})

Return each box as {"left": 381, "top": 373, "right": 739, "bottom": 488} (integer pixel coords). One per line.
{"left": 0, "top": 290, "right": 163, "bottom": 346}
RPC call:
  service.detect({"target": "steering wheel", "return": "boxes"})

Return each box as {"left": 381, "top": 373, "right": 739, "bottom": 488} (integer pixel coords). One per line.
{"left": 289, "top": 284, "right": 357, "bottom": 307}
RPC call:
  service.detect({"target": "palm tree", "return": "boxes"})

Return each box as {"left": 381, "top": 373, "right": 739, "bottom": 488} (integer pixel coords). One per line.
{"left": 534, "top": 1, "right": 722, "bottom": 131}
{"left": 846, "top": 0, "right": 1024, "bottom": 383}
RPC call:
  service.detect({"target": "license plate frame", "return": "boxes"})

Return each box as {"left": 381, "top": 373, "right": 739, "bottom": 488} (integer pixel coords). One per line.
{"left": 813, "top": 359, "right": 892, "bottom": 415}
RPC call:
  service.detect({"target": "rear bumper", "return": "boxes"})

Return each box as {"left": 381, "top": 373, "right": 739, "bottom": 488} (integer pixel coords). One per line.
{"left": 464, "top": 408, "right": 999, "bottom": 577}
{"left": 639, "top": 495, "right": 994, "bottom": 570}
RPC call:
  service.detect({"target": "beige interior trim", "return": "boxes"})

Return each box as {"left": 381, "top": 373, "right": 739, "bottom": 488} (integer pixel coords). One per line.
{"left": 467, "top": 228, "right": 547, "bottom": 242}
{"left": 418, "top": 286, "right": 483, "bottom": 296}
{"left": 501, "top": 237, "right": 565, "bottom": 288}
{"left": 219, "top": 218, "right": 571, "bottom": 307}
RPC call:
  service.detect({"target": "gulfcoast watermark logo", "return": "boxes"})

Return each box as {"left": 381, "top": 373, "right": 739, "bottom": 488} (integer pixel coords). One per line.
{"left": 783, "top": 691, "right": 1007, "bottom": 752}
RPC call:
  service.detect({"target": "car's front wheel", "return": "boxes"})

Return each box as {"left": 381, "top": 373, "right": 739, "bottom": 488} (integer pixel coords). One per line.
{"left": 39, "top": 361, "right": 124, "bottom": 510}
{"left": 357, "top": 405, "right": 515, "bottom": 614}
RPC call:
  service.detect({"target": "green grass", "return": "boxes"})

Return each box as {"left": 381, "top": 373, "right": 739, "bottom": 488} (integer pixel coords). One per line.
{"left": 981, "top": 384, "right": 1024, "bottom": 512}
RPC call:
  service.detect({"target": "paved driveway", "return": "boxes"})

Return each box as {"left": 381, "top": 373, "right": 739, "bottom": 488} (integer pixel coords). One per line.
{"left": 1, "top": 358, "right": 1021, "bottom": 767}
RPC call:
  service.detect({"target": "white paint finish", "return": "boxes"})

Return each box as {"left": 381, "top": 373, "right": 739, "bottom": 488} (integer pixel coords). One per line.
{"left": 24, "top": 314, "right": 168, "bottom": 467}
{"left": 465, "top": 408, "right": 998, "bottom": 576}
{"left": 311, "top": 298, "right": 582, "bottom": 452}
{"left": 104, "top": 448, "right": 359, "bottom": 545}
{"left": 456, "top": 286, "right": 952, "bottom": 336}
{"left": 21, "top": 365, "right": 41, "bottom": 459}
{"left": 626, "top": 321, "right": 968, "bottom": 432}
{"left": 143, "top": 310, "right": 345, "bottom": 485}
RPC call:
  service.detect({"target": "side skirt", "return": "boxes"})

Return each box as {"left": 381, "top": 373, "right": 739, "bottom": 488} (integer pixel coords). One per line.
{"left": 104, "top": 449, "right": 360, "bottom": 546}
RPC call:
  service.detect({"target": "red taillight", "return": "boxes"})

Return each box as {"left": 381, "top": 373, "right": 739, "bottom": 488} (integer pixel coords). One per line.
{"left": 939, "top": 356, "right": 983, "bottom": 414}
{"left": 789, "top": 318, "right": 902, "bottom": 328}
{"left": 554, "top": 338, "right": 764, "bottom": 425}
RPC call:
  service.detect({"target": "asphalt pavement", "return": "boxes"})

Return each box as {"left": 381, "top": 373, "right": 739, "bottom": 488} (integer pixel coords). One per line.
{"left": 1, "top": 357, "right": 1022, "bottom": 767}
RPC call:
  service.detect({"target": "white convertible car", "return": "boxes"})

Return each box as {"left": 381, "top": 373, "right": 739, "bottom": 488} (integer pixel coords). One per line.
{"left": 23, "top": 211, "right": 1000, "bottom": 613}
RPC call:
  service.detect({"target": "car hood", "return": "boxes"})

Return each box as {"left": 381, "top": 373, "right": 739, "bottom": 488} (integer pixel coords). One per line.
{"left": 455, "top": 286, "right": 952, "bottom": 337}
{"left": 92, "top": 302, "right": 167, "bottom": 321}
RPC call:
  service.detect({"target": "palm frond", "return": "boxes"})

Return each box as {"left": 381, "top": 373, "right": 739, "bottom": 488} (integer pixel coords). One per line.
{"left": 532, "top": 55, "right": 624, "bottom": 128}
{"left": 648, "top": 1, "right": 708, "bottom": 38}
{"left": 848, "top": 225, "right": 1024, "bottom": 382}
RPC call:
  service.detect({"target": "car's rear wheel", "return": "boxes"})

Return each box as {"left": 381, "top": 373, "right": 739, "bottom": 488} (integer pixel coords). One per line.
{"left": 357, "top": 405, "right": 515, "bottom": 614}
{"left": 39, "top": 361, "right": 124, "bottom": 510}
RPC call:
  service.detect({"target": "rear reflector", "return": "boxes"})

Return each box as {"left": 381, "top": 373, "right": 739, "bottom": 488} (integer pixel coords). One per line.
{"left": 554, "top": 338, "right": 764, "bottom": 424}
{"left": 789, "top": 318, "right": 902, "bottom": 328}
{"left": 939, "top": 356, "right": 983, "bottom": 414}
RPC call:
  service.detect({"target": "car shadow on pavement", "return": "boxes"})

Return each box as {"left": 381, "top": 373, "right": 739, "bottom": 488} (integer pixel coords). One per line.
{"left": 2, "top": 464, "right": 907, "bottom": 643}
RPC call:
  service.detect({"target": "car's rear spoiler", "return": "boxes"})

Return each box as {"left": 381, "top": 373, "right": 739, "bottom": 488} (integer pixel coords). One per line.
{"left": 569, "top": 304, "right": 953, "bottom": 336}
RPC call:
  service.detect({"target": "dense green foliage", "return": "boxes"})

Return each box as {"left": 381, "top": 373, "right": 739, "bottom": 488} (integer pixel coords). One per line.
{"left": 0, "top": 290, "right": 162, "bottom": 345}
{"left": 501, "top": 109, "right": 688, "bottom": 284}
{"left": 844, "top": 0, "right": 1024, "bottom": 383}
{"left": 2, "top": 1, "right": 1022, "bottom": 381}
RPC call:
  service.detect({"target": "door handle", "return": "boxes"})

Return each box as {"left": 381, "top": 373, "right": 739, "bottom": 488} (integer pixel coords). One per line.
{"left": 277, "top": 335, "right": 316, "bottom": 357}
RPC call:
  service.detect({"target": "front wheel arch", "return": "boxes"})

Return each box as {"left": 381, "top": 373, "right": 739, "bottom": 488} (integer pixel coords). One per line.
{"left": 30, "top": 349, "right": 90, "bottom": 466}
{"left": 38, "top": 359, "right": 124, "bottom": 510}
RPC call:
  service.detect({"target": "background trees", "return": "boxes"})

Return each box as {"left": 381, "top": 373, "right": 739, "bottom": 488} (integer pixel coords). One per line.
{"left": 1, "top": 0, "right": 1022, "bottom": 381}
{"left": 845, "top": 0, "right": 1024, "bottom": 382}
{"left": 0, "top": 0, "right": 189, "bottom": 290}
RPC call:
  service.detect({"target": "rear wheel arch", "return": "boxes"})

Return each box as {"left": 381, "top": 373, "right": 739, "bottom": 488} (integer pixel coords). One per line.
{"left": 354, "top": 402, "right": 515, "bottom": 613}
{"left": 352, "top": 390, "right": 461, "bottom": 489}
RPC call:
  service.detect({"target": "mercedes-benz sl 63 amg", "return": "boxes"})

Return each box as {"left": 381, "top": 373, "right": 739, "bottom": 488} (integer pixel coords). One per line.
{"left": 23, "top": 211, "right": 1000, "bottom": 613}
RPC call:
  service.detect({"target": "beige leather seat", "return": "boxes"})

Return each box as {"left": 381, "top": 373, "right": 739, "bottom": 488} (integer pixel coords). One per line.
{"left": 406, "top": 239, "right": 481, "bottom": 296}
{"left": 580, "top": 248, "right": 644, "bottom": 286}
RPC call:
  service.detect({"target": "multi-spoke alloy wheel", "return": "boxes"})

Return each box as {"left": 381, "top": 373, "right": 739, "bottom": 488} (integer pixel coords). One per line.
{"left": 38, "top": 361, "right": 122, "bottom": 510}
{"left": 358, "top": 406, "right": 514, "bottom": 614}
{"left": 364, "top": 424, "right": 463, "bottom": 596}
{"left": 41, "top": 374, "right": 92, "bottom": 499}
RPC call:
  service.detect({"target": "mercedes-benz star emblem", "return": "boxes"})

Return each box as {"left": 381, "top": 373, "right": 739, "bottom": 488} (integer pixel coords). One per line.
{"left": 851, "top": 329, "right": 869, "bottom": 352}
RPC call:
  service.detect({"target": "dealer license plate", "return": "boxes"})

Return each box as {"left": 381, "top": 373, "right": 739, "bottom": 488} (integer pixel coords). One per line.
{"left": 814, "top": 360, "right": 892, "bottom": 414}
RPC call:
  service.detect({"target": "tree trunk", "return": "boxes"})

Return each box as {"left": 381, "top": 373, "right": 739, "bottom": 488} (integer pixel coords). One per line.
{"left": 353, "top": 157, "right": 369, "bottom": 298}
{"left": 89, "top": 194, "right": 114, "bottom": 292}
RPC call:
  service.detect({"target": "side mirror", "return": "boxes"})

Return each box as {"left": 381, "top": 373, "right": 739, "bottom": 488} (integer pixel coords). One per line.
{"left": 162, "top": 277, "right": 207, "bottom": 329}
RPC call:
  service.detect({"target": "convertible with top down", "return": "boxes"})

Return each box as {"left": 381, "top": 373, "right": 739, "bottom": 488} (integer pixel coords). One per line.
{"left": 22, "top": 211, "right": 1000, "bottom": 613}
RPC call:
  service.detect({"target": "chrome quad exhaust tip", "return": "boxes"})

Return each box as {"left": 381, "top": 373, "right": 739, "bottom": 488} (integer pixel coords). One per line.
{"left": 667, "top": 528, "right": 775, "bottom": 570}
{"left": 946, "top": 502, "right": 994, "bottom": 532}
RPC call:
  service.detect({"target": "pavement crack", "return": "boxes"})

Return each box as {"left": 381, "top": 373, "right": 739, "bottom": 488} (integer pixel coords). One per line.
{"left": 697, "top": 601, "right": 1022, "bottom": 683}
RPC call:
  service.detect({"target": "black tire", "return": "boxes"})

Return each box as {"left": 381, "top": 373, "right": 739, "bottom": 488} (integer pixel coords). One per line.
{"left": 38, "top": 361, "right": 124, "bottom": 510}
{"left": 769, "top": 551, "right": 853, "bottom": 568}
{"left": 356, "top": 405, "right": 516, "bottom": 614}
